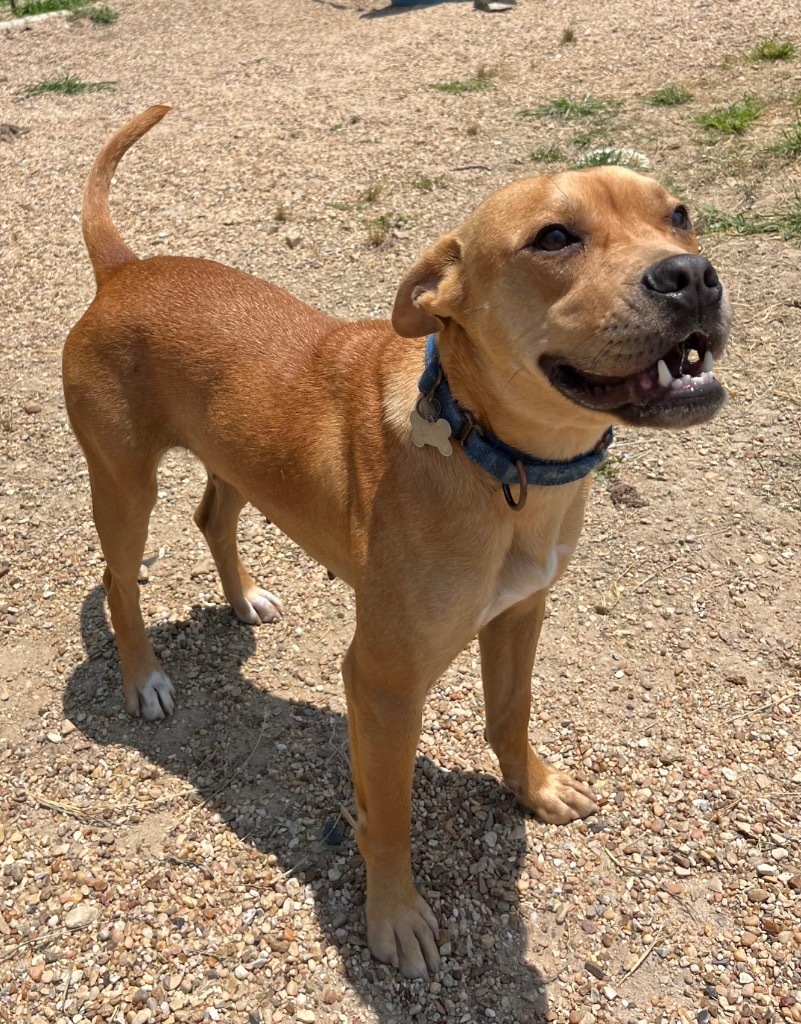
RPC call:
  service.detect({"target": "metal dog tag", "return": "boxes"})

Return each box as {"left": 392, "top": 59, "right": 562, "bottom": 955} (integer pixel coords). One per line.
{"left": 410, "top": 407, "right": 452, "bottom": 456}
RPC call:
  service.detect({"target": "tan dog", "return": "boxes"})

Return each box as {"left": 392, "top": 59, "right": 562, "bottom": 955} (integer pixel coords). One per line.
{"left": 63, "top": 107, "right": 731, "bottom": 979}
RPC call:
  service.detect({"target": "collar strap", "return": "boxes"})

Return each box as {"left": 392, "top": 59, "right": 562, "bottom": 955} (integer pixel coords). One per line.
{"left": 418, "top": 334, "right": 614, "bottom": 489}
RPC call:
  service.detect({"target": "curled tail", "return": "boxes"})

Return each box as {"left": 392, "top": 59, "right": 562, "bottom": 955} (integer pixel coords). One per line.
{"left": 82, "top": 105, "right": 171, "bottom": 287}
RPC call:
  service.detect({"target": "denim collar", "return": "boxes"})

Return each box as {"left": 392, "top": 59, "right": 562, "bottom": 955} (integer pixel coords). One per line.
{"left": 415, "top": 334, "right": 613, "bottom": 503}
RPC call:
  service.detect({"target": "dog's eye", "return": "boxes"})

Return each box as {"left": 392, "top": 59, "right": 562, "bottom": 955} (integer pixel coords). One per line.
{"left": 531, "top": 224, "right": 578, "bottom": 252}
{"left": 671, "top": 205, "right": 691, "bottom": 231}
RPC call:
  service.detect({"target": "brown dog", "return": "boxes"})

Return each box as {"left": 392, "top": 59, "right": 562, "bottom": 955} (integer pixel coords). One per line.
{"left": 63, "top": 107, "right": 730, "bottom": 979}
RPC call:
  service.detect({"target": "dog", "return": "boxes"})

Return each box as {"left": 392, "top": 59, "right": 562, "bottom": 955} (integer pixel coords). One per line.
{"left": 63, "top": 106, "right": 731, "bottom": 979}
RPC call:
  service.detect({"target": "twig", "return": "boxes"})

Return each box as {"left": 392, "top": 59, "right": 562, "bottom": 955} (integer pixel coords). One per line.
{"left": 60, "top": 967, "right": 72, "bottom": 1014}
{"left": 268, "top": 856, "right": 310, "bottom": 884}
{"left": 27, "top": 790, "right": 110, "bottom": 827}
{"left": 339, "top": 804, "right": 357, "bottom": 830}
{"left": 709, "top": 796, "right": 742, "bottom": 825}
{"left": 728, "top": 694, "right": 792, "bottom": 721}
{"left": 619, "top": 926, "right": 664, "bottom": 984}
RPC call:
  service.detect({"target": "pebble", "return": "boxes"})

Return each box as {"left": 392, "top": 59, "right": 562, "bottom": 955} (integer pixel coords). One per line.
{"left": 234, "top": 965, "right": 248, "bottom": 980}
{"left": 296, "top": 1012, "right": 316, "bottom": 1023}
{"left": 747, "top": 887, "right": 770, "bottom": 903}
{"left": 756, "top": 863, "right": 776, "bottom": 876}
{"left": 23, "top": 401, "right": 42, "bottom": 414}
{"left": 64, "top": 904, "right": 97, "bottom": 930}
{"left": 603, "top": 986, "right": 617, "bottom": 1001}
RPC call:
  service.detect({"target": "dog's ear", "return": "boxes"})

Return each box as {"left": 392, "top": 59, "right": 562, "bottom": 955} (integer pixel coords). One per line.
{"left": 392, "top": 234, "right": 462, "bottom": 338}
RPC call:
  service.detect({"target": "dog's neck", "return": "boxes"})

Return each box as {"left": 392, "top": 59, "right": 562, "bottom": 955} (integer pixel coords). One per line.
{"left": 435, "top": 325, "right": 613, "bottom": 463}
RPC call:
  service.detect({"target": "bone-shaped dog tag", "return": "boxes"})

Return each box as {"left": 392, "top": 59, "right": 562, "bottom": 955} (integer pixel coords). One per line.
{"left": 410, "top": 408, "right": 452, "bottom": 456}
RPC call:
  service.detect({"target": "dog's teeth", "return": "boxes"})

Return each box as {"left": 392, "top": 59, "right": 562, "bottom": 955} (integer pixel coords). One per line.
{"left": 681, "top": 374, "right": 691, "bottom": 384}
{"left": 671, "top": 378, "right": 683, "bottom": 390}
{"left": 702, "top": 351, "right": 714, "bottom": 373}
{"left": 657, "top": 359, "right": 673, "bottom": 388}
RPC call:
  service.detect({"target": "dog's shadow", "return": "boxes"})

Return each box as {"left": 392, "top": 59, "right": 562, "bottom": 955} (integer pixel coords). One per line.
{"left": 64, "top": 586, "right": 550, "bottom": 1021}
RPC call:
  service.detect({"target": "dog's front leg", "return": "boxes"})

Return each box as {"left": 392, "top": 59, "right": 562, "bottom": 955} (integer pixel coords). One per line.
{"left": 342, "top": 642, "right": 440, "bottom": 980}
{"left": 479, "top": 591, "right": 598, "bottom": 823}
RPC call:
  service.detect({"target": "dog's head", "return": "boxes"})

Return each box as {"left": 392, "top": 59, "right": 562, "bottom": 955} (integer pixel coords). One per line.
{"left": 393, "top": 167, "right": 731, "bottom": 434}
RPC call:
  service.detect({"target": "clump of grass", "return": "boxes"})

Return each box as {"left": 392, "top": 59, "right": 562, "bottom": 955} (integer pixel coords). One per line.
{"left": 431, "top": 66, "right": 495, "bottom": 96}
{"left": 359, "top": 182, "right": 383, "bottom": 203}
{"left": 561, "top": 26, "right": 575, "bottom": 44}
{"left": 367, "top": 213, "right": 406, "bottom": 247}
{"left": 13, "top": 0, "right": 83, "bottom": 14}
{"left": 528, "top": 94, "right": 621, "bottom": 119}
{"left": 26, "top": 73, "right": 115, "bottom": 96}
{"left": 747, "top": 38, "right": 796, "bottom": 62}
{"left": 768, "top": 121, "right": 801, "bottom": 158}
{"left": 274, "top": 202, "right": 289, "bottom": 222}
{"left": 700, "top": 195, "right": 801, "bottom": 243}
{"left": 330, "top": 123, "right": 343, "bottom": 133}
{"left": 529, "top": 144, "right": 564, "bottom": 163}
{"left": 411, "top": 175, "right": 445, "bottom": 192}
{"left": 575, "top": 147, "right": 650, "bottom": 170}
{"left": 695, "top": 96, "right": 763, "bottom": 136}
{"left": 466, "top": 121, "right": 479, "bottom": 136}
{"left": 648, "top": 84, "right": 693, "bottom": 107}
{"left": 70, "top": 4, "right": 117, "bottom": 22}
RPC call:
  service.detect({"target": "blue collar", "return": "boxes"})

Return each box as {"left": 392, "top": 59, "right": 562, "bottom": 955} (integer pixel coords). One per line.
{"left": 416, "top": 335, "right": 613, "bottom": 504}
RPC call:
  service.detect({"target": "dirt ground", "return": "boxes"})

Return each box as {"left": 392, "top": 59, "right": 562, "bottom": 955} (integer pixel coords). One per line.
{"left": 1, "top": 1, "right": 800, "bottom": 1022}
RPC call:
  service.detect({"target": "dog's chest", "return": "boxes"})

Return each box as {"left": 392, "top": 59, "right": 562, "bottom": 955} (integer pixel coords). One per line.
{"left": 477, "top": 545, "right": 567, "bottom": 629}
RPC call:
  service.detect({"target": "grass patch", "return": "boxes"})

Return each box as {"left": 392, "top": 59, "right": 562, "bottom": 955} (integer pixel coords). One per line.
{"left": 11, "top": 0, "right": 83, "bottom": 14}
{"left": 561, "top": 26, "right": 575, "bottom": 44}
{"left": 648, "top": 84, "right": 693, "bottom": 107}
{"left": 700, "top": 196, "right": 801, "bottom": 243}
{"left": 747, "top": 38, "right": 796, "bottom": 62}
{"left": 768, "top": 121, "right": 801, "bottom": 158}
{"left": 411, "top": 175, "right": 445, "bottom": 192}
{"left": 695, "top": 96, "right": 763, "bottom": 136}
{"left": 70, "top": 3, "right": 117, "bottom": 22}
{"left": 574, "top": 147, "right": 649, "bottom": 170}
{"left": 359, "top": 182, "right": 383, "bottom": 203}
{"left": 430, "top": 68, "right": 494, "bottom": 96}
{"left": 529, "top": 144, "right": 564, "bottom": 163}
{"left": 367, "top": 213, "right": 406, "bottom": 247}
{"left": 526, "top": 94, "right": 621, "bottom": 119}
{"left": 26, "top": 73, "right": 115, "bottom": 96}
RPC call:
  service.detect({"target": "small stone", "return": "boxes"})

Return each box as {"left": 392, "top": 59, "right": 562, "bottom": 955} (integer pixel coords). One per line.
{"left": 296, "top": 1012, "right": 316, "bottom": 1023}
{"left": 770, "top": 847, "right": 788, "bottom": 862}
{"left": 740, "top": 931, "right": 759, "bottom": 946}
{"left": 28, "top": 963, "right": 44, "bottom": 982}
{"left": 603, "top": 986, "right": 617, "bottom": 1001}
{"left": 234, "top": 965, "right": 248, "bottom": 980}
{"left": 190, "top": 559, "right": 215, "bottom": 578}
{"left": 327, "top": 868, "right": 341, "bottom": 882}
{"left": 756, "top": 863, "right": 776, "bottom": 876}
{"left": 321, "top": 989, "right": 342, "bottom": 1005}
{"left": 483, "top": 831, "right": 497, "bottom": 848}
{"left": 23, "top": 401, "right": 42, "bottom": 414}
{"left": 585, "top": 960, "right": 605, "bottom": 980}
{"left": 721, "top": 767, "right": 737, "bottom": 783}
{"left": 46, "top": 732, "right": 62, "bottom": 743}
{"left": 555, "top": 902, "right": 569, "bottom": 924}
{"left": 747, "top": 888, "right": 770, "bottom": 903}
{"left": 581, "top": 919, "right": 597, "bottom": 935}
{"left": 751, "top": 553, "right": 765, "bottom": 564}
{"left": 674, "top": 865, "right": 691, "bottom": 877}
{"left": 285, "top": 232, "right": 303, "bottom": 249}
{"left": 137, "top": 564, "right": 149, "bottom": 582}
{"left": 65, "top": 904, "right": 97, "bottom": 930}
{"left": 569, "top": 1012, "right": 584, "bottom": 1024}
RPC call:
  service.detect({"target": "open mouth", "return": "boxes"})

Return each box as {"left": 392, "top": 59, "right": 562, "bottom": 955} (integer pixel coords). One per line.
{"left": 541, "top": 333, "right": 726, "bottom": 426}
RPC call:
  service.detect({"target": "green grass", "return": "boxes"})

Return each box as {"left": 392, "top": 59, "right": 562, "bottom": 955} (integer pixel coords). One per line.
{"left": 70, "top": 3, "right": 117, "bottom": 22}
{"left": 574, "top": 147, "right": 648, "bottom": 170}
{"left": 695, "top": 96, "right": 763, "bottom": 136}
{"left": 526, "top": 94, "right": 621, "bottom": 119}
{"left": 12, "top": 0, "right": 83, "bottom": 14}
{"left": 26, "top": 73, "right": 115, "bottom": 96}
{"left": 411, "top": 175, "right": 445, "bottom": 192}
{"left": 648, "top": 84, "right": 693, "bottom": 107}
{"left": 367, "top": 213, "right": 406, "bottom": 247}
{"left": 529, "top": 144, "right": 564, "bottom": 163}
{"left": 430, "top": 70, "right": 494, "bottom": 96}
{"left": 700, "top": 196, "right": 801, "bottom": 243}
{"left": 768, "top": 121, "right": 801, "bottom": 157}
{"left": 747, "top": 38, "right": 796, "bottom": 62}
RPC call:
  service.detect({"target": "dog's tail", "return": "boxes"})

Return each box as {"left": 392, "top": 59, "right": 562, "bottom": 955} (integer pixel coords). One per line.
{"left": 82, "top": 105, "right": 171, "bottom": 287}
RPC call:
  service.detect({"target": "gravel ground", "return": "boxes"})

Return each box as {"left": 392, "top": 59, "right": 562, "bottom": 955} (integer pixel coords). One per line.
{"left": 1, "top": 1, "right": 800, "bottom": 1022}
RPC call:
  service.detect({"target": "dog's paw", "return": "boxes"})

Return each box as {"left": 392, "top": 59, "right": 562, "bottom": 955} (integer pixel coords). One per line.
{"left": 135, "top": 670, "right": 175, "bottom": 720}
{"left": 367, "top": 892, "right": 441, "bottom": 980}
{"left": 235, "top": 587, "right": 284, "bottom": 625}
{"left": 518, "top": 768, "right": 599, "bottom": 825}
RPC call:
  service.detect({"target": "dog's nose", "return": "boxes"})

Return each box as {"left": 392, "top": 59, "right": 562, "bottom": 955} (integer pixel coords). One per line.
{"left": 642, "top": 254, "right": 722, "bottom": 310}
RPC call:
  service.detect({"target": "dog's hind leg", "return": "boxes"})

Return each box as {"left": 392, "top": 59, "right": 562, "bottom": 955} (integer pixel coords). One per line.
{"left": 479, "top": 590, "right": 598, "bottom": 823}
{"left": 87, "top": 456, "right": 175, "bottom": 720}
{"left": 193, "top": 473, "right": 283, "bottom": 625}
